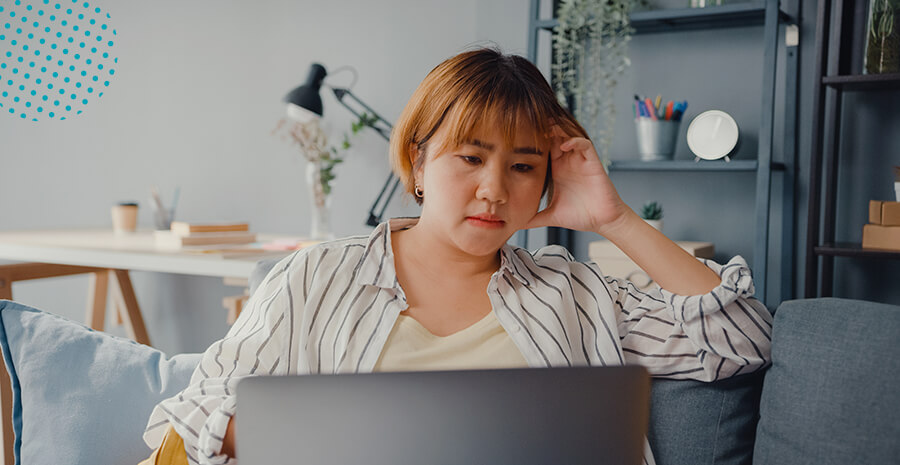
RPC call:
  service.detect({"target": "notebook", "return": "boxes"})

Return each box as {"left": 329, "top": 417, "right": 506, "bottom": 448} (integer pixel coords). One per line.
{"left": 236, "top": 366, "right": 650, "bottom": 464}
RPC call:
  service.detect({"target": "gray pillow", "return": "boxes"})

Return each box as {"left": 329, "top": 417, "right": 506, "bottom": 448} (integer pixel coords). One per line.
{"left": 753, "top": 298, "right": 900, "bottom": 465}
{"left": 648, "top": 372, "right": 764, "bottom": 465}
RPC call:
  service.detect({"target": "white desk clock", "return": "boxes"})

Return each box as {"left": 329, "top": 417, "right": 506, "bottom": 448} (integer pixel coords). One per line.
{"left": 686, "top": 110, "right": 739, "bottom": 162}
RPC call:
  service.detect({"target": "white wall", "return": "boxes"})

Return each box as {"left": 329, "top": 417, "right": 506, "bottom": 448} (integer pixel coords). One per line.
{"left": 0, "top": 0, "right": 529, "bottom": 354}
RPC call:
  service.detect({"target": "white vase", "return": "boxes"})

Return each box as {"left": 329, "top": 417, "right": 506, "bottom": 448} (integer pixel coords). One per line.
{"left": 306, "top": 160, "right": 334, "bottom": 241}
{"left": 644, "top": 219, "right": 663, "bottom": 231}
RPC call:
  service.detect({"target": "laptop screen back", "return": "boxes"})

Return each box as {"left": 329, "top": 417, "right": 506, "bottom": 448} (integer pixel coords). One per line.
{"left": 236, "top": 366, "right": 650, "bottom": 465}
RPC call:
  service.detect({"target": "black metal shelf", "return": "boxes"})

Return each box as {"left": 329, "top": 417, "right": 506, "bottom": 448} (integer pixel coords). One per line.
{"left": 822, "top": 73, "right": 900, "bottom": 91}
{"left": 815, "top": 243, "right": 900, "bottom": 260}
{"left": 804, "top": 0, "right": 898, "bottom": 298}
{"left": 535, "top": 2, "right": 795, "bottom": 34}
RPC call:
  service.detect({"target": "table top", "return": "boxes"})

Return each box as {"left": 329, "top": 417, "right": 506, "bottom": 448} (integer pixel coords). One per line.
{"left": 0, "top": 229, "right": 298, "bottom": 278}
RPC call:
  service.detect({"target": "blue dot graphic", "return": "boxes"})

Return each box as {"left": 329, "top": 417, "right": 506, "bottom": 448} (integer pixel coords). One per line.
{"left": 0, "top": 0, "right": 117, "bottom": 120}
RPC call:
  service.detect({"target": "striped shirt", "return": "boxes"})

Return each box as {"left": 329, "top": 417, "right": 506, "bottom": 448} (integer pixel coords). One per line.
{"left": 143, "top": 218, "right": 773, "bottom": 465}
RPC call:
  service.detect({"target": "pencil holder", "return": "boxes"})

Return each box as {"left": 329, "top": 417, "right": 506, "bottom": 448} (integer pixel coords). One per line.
{"left": 635, "top": 119, "right": 681, "bottom": 161}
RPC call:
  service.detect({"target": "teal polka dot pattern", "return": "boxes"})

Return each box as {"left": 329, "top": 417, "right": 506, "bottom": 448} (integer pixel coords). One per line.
{"left": 0, "top": 0, "right": 117, "bottom": 121}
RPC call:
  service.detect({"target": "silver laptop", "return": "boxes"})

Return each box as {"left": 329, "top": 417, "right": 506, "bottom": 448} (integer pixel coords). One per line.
{"left": 236, "top": 366, "right": 650, "bottom": 465}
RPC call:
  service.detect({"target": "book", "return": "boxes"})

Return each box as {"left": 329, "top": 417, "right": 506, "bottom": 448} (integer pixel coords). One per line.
{"left": 260, "top": 238, "right": 322, "bottom": 251}
{"left": 170, "top": 221, "right": 249, "bottom": 236}
{"left": 154, "top": 230, "right": 257, "bottom": 249}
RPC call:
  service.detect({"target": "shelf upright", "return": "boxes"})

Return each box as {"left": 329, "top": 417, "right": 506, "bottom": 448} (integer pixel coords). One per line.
{"left": 527, "top": 0, "right": 799, "bottom": 307}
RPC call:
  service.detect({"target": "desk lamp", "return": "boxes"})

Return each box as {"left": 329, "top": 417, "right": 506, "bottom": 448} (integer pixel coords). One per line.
{"left": 285, "top": 63, "right": 399, "bottom": 227}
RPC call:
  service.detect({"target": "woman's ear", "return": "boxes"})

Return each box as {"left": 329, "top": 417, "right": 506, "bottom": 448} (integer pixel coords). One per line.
{"left": 410, "top": 143, "right": 425, "bottom": 181}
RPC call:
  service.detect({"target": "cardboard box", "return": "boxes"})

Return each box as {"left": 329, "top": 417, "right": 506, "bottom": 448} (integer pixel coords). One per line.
{"left": 862, "top": 224, "right": 900, "bottom": 251}
{"left": 883, "top": 202, "right": 900, "bottom": 226}
{"left": 868, "top": 200, "right": 900, "bottom": 226}
{"left": 588, "top": 240, "right": 715, "bottom": 291}
{"left": 870, "top": 200, "right": 883, "bottom": 224}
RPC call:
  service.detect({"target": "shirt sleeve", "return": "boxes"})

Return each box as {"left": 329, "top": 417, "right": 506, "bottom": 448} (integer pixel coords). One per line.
{"left": 594, "top": 255, "right": 773, "bottom": 381}
{"left": 142, "top": 250, "right": 308, "bottom": 464}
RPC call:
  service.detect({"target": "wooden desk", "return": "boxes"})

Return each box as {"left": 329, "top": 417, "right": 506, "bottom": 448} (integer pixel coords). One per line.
{"left": 0, "top": 229, "right": 298, "bottom": 465}
{"left": 0, "top": 229, "right": 295, "bottom": 345}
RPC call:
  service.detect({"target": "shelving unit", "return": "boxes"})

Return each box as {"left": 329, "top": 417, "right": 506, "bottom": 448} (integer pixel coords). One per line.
{"left": 804, "top": 0, "right": 900, "bottom": 297}
{"left": 527, "top": 0, "right": 799, "bottom": 306}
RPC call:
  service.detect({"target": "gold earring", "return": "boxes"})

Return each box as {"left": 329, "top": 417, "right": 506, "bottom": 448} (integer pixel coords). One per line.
{"left": 414, "top": 184, "right": 424, "bottom": 198}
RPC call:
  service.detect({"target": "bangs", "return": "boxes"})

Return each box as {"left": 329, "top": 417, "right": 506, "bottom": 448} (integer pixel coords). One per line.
{"left": 423, "top": 57, "right": 573, "bottom": 157}
{"left": 390, "top": 47, "right": 590, "bottom": 205}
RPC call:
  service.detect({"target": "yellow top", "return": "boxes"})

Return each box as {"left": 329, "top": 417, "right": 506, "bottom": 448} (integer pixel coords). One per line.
{"left": 374, "top": 311, "right": 529, "bottom": 372}
{"left": 141, "top": 311, "right": 529, "bottom": 465}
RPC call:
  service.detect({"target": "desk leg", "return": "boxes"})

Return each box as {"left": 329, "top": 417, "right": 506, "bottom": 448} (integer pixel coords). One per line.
{"left": 0, "top": 355, "right": 12, "bottom": 465}
{"left": 85, "top": 271, "right": 109, "bottom": 331}
{"left": 0, "top": 276, "right": 10, "bottom": 301}
{"left": 109, "top": 270, "right": 151, "bottom": 346}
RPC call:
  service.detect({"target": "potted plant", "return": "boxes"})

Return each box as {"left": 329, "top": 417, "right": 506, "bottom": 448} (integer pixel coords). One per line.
{"left": 273, "top": 113, "right": 375, "bottom": 240}
{"left": 552, "top": 0, "right": 648, "bottom": 166}
{"left": 865, "top": 0, "right": 899, "bottom": 74}
{"left": 640, "top": 201, "right": 663, "bottom": 231}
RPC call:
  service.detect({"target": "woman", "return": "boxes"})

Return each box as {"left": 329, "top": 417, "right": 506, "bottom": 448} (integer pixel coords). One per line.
{"left": 142, "top": 47, "right": 772, "bottom": 465}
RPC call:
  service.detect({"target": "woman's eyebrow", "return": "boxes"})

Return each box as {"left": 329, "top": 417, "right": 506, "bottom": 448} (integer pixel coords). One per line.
{"left": 513, "top": 146, "right": 544, "bottom": 155}
{"left": 464, "top": 139, "right": 544, "bottom": 155}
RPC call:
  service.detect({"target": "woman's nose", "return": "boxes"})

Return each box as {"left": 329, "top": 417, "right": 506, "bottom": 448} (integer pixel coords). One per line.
{"left": 475, "top": 166, "right": 508, "bottom": 204}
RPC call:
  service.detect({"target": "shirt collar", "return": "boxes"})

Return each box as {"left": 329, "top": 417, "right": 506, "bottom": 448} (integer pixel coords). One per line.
{"left": 355, "top": 217, "right": 529, "bottom": 289}
{"left": 355, "top": 217, "right": 417, "bottom": 290}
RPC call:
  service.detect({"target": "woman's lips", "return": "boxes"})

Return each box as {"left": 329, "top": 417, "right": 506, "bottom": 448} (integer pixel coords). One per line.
{"left": 466, "top": 216, "right": 506, "bottom": 229}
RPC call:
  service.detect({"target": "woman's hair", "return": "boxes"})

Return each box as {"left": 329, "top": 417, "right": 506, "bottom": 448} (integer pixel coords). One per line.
{"left": 389, "top": 47, "right": 589, "bottom": 205}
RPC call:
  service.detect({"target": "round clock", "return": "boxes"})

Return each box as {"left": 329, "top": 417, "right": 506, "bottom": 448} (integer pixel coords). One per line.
{"left": 686, "top": 110, "right": 739, "bottom": 161}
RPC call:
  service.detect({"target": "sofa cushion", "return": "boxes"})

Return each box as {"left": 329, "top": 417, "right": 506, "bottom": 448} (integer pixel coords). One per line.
{"left": 0, "top": 300, "right": 201, "bottom": 465}
{"left": 648, "top": 371, "right": 764, "bottom": 465}
{"left": 754, "top": 298, "right": 900, "bottom": 464}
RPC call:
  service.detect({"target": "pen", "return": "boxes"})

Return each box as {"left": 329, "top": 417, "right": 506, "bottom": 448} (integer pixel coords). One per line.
{"left": 665, "top": 101, "right": 674, "bottom": 120}
{"left": 644, "top": 98, "right": 657, "bottom": 120}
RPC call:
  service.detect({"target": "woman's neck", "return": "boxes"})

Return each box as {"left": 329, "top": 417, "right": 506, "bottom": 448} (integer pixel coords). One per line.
{"left": 392, "top": 220, "right": 501, "bottom": 283}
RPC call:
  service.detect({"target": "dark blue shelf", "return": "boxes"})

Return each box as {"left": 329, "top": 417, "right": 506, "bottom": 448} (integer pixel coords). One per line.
{"left": 607, "top": 160, "right": 789, "bottom": 172}
{"left": 608, "top": 159, "right": 758, "bottom": 172}
{"left": 536, "top": 2, "right": 794, "bottom": 34}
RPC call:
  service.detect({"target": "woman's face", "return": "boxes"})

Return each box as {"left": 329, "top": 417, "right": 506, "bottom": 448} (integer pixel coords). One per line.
{"left": 415, "top": 117, "right": 549, "bottom": 258}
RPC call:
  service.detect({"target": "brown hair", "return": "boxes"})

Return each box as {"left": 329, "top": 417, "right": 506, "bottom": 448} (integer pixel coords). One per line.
{"left": 389, "top": 47, "right": 589, "bottom": 205}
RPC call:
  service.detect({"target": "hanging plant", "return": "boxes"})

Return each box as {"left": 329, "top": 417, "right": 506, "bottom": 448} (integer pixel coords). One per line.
{"left": 552, "top": 0, "right": 646, "bottom": 165}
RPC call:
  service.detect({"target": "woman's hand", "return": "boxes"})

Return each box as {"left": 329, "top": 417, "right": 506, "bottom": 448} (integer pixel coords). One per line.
{"left": 526, "top": 127, "right": 630, "bottom": 234}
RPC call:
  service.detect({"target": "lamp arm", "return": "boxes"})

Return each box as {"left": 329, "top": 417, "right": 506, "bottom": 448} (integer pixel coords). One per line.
{"left": 330, "top": 87, "right": 400, "bottom": 227}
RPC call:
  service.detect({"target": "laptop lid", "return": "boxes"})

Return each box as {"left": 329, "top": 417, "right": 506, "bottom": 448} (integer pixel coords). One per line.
{"left": 236, "top": 366, "right": 650, "bottom": 465}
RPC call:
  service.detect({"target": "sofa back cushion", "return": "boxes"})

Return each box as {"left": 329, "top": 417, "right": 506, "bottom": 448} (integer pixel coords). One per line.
{"left": 649, "top": 371, "right": 764, "bottom": 465}
{"left": 754, "top": 298, "right": 900, "bottom": 464}
{"left": 0, "top": 300, "right": 201, "bottom": 465}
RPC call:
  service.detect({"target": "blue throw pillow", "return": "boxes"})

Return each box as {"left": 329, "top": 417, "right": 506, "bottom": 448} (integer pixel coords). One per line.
{"left": 0, "top": 300, "right": 201, "bottom": 465}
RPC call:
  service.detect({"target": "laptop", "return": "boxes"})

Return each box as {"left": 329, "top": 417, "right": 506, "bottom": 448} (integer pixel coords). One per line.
{"left": 236, "top": 366, "right": 650, "bottom": 465}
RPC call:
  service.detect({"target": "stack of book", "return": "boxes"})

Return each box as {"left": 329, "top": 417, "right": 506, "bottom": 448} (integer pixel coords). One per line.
{"left": 155, "top": 221, "right": 256, "bottom": 249}
{"left": 862, "top": 201, "right": 900, "bottom": 251}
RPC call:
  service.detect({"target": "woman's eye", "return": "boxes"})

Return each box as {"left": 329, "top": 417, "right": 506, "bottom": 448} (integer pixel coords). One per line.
{"left": 460, "top": 155, "right": 481, "bottom": 165}
{"left": 512, "top": 163, "right": 534, "bottom": 173}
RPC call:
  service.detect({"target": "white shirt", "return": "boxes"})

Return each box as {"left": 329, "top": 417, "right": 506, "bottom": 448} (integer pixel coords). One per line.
{"left": 144, "top": 218, "right": 773, "bottom": 465}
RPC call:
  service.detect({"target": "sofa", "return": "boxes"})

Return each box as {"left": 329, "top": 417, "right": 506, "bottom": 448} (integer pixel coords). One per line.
{"left": 0, "top": 296, "right": 897, "bottom": 465}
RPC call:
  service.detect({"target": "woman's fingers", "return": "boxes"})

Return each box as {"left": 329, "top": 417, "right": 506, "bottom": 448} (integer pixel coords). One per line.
{"left": 559, "top": 137, "right": 593, "bottom": 158}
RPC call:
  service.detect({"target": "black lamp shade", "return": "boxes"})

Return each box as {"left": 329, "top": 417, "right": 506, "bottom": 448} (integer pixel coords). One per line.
{"left": 285, "top": 63, "right": 328, "bottom": 116}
